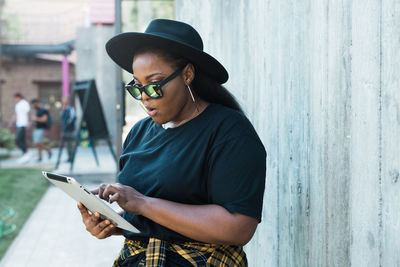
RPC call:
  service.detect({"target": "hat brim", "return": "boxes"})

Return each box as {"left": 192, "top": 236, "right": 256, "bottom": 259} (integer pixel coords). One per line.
{"left": 105, "top": 32, "right": 228, "bottom": 84}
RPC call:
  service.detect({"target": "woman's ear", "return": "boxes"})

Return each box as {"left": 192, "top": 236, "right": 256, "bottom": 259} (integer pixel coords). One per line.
{"left": 184, "top": 63, "right": 195, "bottom": 85}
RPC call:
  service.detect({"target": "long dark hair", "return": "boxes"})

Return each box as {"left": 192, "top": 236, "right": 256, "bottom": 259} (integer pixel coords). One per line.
{"left": 133, "top": 46, "right": 243, "bottom": 113}
{"left": 190, "top": 71, "right": 243, "bottom": 112}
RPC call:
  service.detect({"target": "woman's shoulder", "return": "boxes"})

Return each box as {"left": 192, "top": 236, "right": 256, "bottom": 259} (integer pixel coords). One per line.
{"left": 125, "top": 116, "right": 154, "bottom": 140}
{"left": 135, "top": 116, "right": 154, "bottom": 127}
{"left": 208, "top": 103, "right": 244, "bottom": 118}
{"left": 204, "top": 104, "right": 262, "bottom": 145}
{"left": 207, "top": 104, "right": 256, "bottom": 133}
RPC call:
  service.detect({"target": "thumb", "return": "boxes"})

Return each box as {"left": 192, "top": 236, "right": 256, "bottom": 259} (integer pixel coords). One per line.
{"left": 77, "top": 202, "right": 90, "bottom": 221}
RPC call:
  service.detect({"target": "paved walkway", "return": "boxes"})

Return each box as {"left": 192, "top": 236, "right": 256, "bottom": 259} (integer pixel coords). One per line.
{"left": 0, "top": 144, "right": 118, "bottom": 180}
{"left": 0, "top": 145, "right": 125, "bottom": 267}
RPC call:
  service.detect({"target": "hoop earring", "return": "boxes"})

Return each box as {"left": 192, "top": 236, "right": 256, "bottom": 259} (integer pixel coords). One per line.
{"left": 187, "top": 85, "right": 195, "bottom": 103}
{"left": 187, "top": 85, "right": 199, "bottom": 112}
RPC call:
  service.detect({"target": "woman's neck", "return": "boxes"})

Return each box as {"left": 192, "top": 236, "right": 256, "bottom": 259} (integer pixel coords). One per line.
{"left": 163, "top": 99, "right": 209, "bottom": 129}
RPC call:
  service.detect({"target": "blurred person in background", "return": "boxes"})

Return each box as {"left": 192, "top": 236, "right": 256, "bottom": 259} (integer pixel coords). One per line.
{"left": 60, "top": 96, "right": 76, "bottom": 162}
{"left": 11, "top": 93, "right": 30, "bottom": 157}
{"left": 30, "top": 99, "right": 52, "bottom": 162}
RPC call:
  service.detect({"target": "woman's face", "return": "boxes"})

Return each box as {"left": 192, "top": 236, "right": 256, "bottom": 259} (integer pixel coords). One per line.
{"left": 132, "top": 51, "right": 194, "bottom": 125}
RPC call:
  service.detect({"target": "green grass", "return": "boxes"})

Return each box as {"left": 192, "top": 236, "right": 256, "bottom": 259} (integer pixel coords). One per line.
{"left": 0, "top": 168, "right": 50, "bottom": 260}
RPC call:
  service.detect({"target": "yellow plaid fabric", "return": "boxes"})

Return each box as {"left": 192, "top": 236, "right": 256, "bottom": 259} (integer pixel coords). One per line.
{"left": 113, "top": 237, "right": 247, "bottom": 267}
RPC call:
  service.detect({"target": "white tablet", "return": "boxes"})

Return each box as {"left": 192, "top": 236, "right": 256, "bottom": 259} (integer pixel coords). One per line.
{"left": 42, "top": 171, "right": 139, "bottom": 233}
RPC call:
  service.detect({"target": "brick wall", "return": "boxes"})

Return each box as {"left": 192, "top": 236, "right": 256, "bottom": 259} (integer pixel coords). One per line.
{"left": 1, "top": 56, "right": 75, "bottom": 147}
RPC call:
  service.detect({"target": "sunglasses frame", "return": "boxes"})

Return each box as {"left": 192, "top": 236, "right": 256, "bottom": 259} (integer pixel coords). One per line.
{"left": 125, "top": 65, "right": 186, "bottom": 100}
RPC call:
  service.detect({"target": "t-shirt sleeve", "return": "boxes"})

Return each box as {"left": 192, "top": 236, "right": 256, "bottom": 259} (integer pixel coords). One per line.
{"left": 207, "top": 135, "right": 267, "bottom": 222}
{"left": 120, "top": 128, "right": 134, "bottom": 171}
{"left": 38, "top": 109, "right": 48, "bottom": 118}
{"left": 24, "top": 101, "right": 30, "bottom": 112}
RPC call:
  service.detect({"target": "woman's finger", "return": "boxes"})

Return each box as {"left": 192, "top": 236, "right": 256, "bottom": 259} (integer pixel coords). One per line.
{"left": 85, "top": 213, "right": 103, "bottom": 234}
{"left": 98, "top": 183, "right": 111, "bottom": 200}
{"left": 77, "top": 202, "right": 90, "bottom": 221}
{"left": 91, "top": 219, "right": 111, "bottom": 234}
{"left": 89, "top": 218, "right": 115, "bottom": 239}
{"left": 109, "top": 192, "right": 120, "bottom": 203}
{"left": 89, "top": 212, "right": 101, "bottom": 224}
{"left": 96, "top": 223, "right": 116, "bottom": 239}
{"left": 78, "top": 201, "right": 118, "bottom": 239}
{"left": 91, "top": 187, "right": 100, "bottom": 195}
{"left": 102, "top": 184, "right": 119, "bottom": 201}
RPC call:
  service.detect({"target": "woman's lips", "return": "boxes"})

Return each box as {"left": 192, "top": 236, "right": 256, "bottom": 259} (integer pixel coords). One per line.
{"left": 145, "top": 107, "right": 157, "bottom": 117}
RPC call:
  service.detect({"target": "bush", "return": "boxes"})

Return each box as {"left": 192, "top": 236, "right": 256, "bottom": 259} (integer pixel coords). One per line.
{"left": 0, "top": 128, "right": 16, "bottom": 150}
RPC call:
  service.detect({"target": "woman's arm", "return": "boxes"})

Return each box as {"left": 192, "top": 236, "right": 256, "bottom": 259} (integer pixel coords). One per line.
{"left": 142, "top": 197, "right": 258, "bottom": 246}
{"left": 96, "top": 183, "right": 259, "bottom": 246}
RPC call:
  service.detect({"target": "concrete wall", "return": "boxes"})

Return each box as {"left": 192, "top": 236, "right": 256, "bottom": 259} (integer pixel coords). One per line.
{"left": 176, "top": 1, "right": 400, "bottom": 266}
{"left": 75, "top": 25, "right": 120, "bottom": 151}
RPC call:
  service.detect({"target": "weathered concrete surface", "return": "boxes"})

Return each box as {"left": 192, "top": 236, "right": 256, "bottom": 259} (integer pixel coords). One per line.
{"left": 381, "top": 2, "right": 400, "bottom": 267}
{"left": 176, "top": 1, "right": 400, "bottom": 266}
{"left": 75, "top": 26, "right": 121, "bottom": 159}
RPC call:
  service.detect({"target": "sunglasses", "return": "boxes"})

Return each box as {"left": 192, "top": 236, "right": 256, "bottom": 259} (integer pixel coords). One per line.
{"left": 125, "top": 65, "right": 185, "bottom": 100}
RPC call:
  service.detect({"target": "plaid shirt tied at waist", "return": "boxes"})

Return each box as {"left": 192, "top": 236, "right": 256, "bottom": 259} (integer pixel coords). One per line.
{"left": 113, "top": 237, "right": 247, "bottom": 267}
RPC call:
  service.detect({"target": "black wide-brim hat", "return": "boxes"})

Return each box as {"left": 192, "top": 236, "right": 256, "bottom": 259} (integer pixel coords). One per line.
{"left": 105, "top": 19, "right": 229, "bottom": 84}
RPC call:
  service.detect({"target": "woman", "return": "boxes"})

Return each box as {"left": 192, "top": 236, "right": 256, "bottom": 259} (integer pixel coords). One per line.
{"left": 78, "top": 19, "right": 266, "bottom": 266}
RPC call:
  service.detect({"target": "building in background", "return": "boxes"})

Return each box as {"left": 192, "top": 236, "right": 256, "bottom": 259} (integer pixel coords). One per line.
{"left": 0, "top": 0, "right": 90, "bottom": 145}
{"left": 1, "top": 44, "right": 75, "bottom": 143}
{"left": 0, "top": 0, "right": 175, "bottom": 153}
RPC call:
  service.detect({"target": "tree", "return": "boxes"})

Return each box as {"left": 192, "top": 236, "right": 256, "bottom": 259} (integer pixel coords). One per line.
{"left": 124, "top": 0, "right": 174, "bottom": 31}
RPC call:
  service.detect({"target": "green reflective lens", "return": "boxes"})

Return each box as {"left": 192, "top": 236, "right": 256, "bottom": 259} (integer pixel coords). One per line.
{"left": 125, "top": 65, "right": 184, "bottom": 100}
{"left": 131, "top": 87, "right": 141, "bottom": 99}
{"left": 146, "top": 85, "right": 161, "bottom": 98}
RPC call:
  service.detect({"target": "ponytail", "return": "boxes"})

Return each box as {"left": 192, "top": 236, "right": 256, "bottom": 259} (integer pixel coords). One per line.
{"left": 191, "top": 71, "right": 243, "bottom": 113}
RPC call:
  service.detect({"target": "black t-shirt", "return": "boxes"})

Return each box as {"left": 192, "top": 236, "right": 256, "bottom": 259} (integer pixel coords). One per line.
{"left": 118, "top": 103, "right": 266, "bottom": 242}
{"left": 36, "top": 108, "right": 49, "bottom": 129}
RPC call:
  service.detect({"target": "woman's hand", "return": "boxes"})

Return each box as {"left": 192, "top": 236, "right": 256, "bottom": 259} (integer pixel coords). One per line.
{"left": 84, "top": 184, "right": 257, "bottom": 245}
{"left": 92, "top": 183, "right": 147, "bottom": 215}
{"left": 77, "top": 202, "right": 122, "bottom": 239}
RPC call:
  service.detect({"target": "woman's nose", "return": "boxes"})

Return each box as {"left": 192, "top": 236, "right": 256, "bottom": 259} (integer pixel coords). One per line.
{"left": 141, "top": 90, "right": 150, "bottom": 101}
